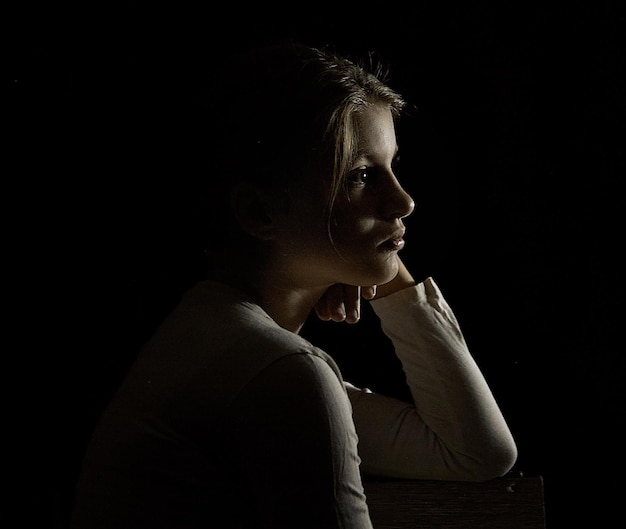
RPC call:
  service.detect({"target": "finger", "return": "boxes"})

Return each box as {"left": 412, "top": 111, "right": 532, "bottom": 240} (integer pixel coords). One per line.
{"left": 320, "top": 284, "right": 347, "bottom": 322}
{"left": 328, "top": 288, "right": 347, "bottom": 322}
{"left": 314, "top": 297, "right": 333, "bottom": 321}
{"left": 362, "top": 285, "right": 377, "bottom": 300}
{"left": 343, "top": 285, "right": 361, "bottom": 323}
{"left": 313, "top": 284, "right": 330, "bottom": 321}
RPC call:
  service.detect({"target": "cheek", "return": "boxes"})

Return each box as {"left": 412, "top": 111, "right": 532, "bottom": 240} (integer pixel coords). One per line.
{"left": 283, "top": 197, "right": 332, "bottom": 248}
{"left": 330, "top": 212, "right": 376, "bottom": 249}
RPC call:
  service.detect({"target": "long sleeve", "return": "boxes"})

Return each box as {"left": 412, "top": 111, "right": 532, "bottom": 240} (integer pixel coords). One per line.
{"left": 228, "top": 353, "right": 374, "bottom": 529}
{"left": 70, "top": 280, "right": 375, "bottom": 529}
{"left": 348, "top": 277, "right": 518, "bottom": 481}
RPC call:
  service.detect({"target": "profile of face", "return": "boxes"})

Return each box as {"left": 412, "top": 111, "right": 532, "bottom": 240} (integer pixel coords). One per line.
{"left": 270, "top": 103, "right": 415, "bottom": 289}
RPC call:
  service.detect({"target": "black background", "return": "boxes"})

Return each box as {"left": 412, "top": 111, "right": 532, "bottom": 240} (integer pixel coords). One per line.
{"left": 11, "top": 2, "right": 625, "bottom": 528}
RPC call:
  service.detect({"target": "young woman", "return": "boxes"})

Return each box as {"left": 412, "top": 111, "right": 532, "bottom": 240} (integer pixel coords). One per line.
{"left": 70, "top": 40, "right": 518, "bottom": 529}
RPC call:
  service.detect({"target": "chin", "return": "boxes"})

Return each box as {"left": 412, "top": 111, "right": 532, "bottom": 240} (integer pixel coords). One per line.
{"left": 368, "top": 259, "right": 399, "bottom": 286}
{"left": 379, "top": 269, "right": 399, "bottom": 286}
{"left": 339, "top": 251, "right": 399, "bottom": 286}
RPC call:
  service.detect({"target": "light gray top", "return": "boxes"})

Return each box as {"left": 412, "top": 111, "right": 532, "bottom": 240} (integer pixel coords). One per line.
{"left": 70, "top": 277, "right": 517, "bottom": 528}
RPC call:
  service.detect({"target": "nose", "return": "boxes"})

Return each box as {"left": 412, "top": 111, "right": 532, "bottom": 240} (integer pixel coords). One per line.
{"left": 381, "top": 172, "right": 415, "bottom": 220}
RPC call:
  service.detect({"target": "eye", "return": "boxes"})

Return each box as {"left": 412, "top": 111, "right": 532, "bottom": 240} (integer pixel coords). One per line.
{"left": 347, "top": 167, "right": 370, "bottom": 188}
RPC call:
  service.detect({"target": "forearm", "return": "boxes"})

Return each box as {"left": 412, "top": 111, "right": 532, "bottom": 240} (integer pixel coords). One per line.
{"left": 362, "top": 277, "right": 518, "bottom": 481}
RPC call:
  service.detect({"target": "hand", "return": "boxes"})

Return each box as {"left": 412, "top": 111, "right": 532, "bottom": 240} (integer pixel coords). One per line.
{"left": 314, "top": 284, "right": 377, "bottom": 324}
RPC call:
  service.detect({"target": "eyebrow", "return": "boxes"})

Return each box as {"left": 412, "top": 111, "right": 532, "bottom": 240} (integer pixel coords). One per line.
{"left": 353, "top": 144, "right": 400, "bottom": 163}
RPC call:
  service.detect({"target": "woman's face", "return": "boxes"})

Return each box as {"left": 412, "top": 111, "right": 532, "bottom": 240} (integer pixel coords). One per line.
{"left": 273, "top": 104, "right": 415, "bottom": 288}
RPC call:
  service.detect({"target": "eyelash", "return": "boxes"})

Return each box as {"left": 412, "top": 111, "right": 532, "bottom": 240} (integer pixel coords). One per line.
{"left": 347, "top": 168, "right": 370, "bottom": 188}
{"left": 347, "top": 157, "right": 401, "bottom": 189}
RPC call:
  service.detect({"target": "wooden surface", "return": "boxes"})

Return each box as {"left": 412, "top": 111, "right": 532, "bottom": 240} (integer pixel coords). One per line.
{"left": 364, "top": 472, "right": 545, "bottom": 529}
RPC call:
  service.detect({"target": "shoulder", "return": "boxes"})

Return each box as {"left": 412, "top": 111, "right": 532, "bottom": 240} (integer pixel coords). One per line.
{"left": 144, "top": 279, "right": 344, "bottom": 388}
{"left": 239, "top": 327, "right": 345, "bottom": 395}
{"left": 229, "top": 351, "right": 352, "bottom": 437}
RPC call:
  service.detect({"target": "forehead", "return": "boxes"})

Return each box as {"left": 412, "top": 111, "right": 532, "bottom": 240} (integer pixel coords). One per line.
{"left": 353, "top": 105, "right": 397, "bottom": 160}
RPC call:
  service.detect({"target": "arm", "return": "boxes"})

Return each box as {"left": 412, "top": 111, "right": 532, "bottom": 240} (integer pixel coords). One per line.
{"left": 349, "top": 262, "right": 518, "bottom": 481}
{"left": 228, "top": 353, "right": 374, "bottom": 528}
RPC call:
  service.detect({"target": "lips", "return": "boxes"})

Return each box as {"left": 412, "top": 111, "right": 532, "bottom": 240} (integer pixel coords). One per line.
{"left": 379, "top": 229, "right": 406, "bottom": 252}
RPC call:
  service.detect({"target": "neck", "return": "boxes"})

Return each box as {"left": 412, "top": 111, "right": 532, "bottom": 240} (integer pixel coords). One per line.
{"left": 210, "top": 262, "right": 326, "bottom": 334}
